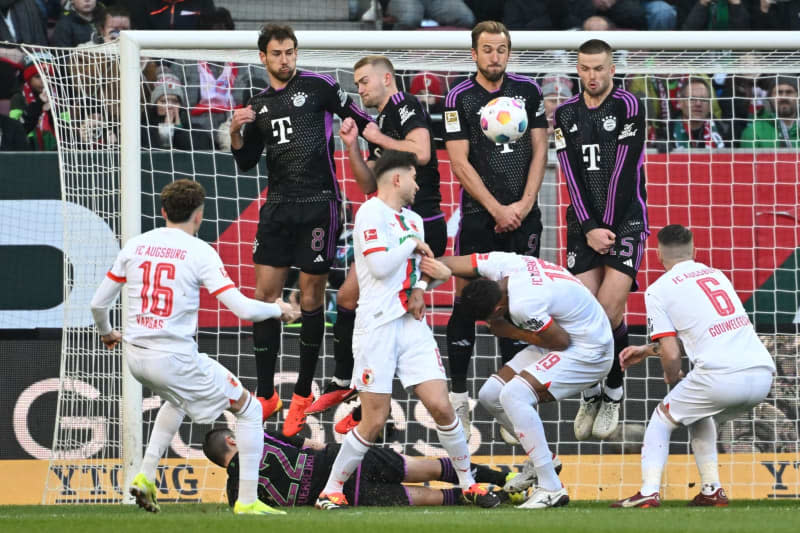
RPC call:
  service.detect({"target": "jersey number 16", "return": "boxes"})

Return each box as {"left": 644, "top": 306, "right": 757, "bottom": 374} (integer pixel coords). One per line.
{"left": 138, "top": 261, "right": 175, "bottom": 317}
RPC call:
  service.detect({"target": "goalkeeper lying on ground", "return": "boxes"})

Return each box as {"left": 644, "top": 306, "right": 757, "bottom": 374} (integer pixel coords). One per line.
{"left": 203, "top": 428, "right": 511, "bottom": 507}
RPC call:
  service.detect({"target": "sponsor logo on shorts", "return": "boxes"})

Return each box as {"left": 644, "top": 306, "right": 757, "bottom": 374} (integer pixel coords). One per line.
{"left": 314, "top": 254, "right": 324, "bottom": 263}
{"left": 623, "top": 258, "right": 633, "bottom": 268}
{"left": 361, "top": 368, "right": 374, "bottom": 385}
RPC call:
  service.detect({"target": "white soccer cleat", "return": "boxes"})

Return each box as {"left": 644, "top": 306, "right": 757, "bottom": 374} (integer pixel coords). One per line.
{"left": 499, "top": 425, "right": 520, "bottom": 445}
{"left": 592, "top": 395, "right": 621, "bottom": 440}
{"left": 574, "top": 395, "right": 601, "bottom": 440}
{"left": 449, "top": 392, "right": 471, "bottom": 438}
{"left": 517, "top": 486, "right": 569, "bottom": 509}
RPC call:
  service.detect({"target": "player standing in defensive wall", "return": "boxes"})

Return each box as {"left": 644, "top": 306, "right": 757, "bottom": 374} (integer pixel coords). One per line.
{"left": 314, "top": 150, "right": 500, "bottom": 510}
{"left": 306, "top": 55, "right": 445, "bottom": 425}
{"left": 229, "top": 24, "right": 373, "bottom": 437}
{"left": 442, "top": 20, "right": 549, "bottom": 442}
{"left": 554, "top": 38, "right": 649, "bottom": 440}
{"left": 439, "top": 251, "right": 614, "bottom": 508}
{"left": 612, "top": 225, "right": 775, "bottom": 508}
{"left": 90, "top": 180, "right": 298, "bottom": 516}
{"left": 203, "top": 428, "right": 509, "bottom": 508}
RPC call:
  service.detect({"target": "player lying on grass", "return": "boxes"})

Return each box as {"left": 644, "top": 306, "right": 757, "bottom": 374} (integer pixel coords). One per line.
{"left": 437, "top": 251, "right": 614, "bottom": 508}
{"left": 90, "top": 180, "right": 298, "bottom": 516}
{"left": 612, "top": 225, "right": 775, "bottom": 508}
{"left": 204, "top": 428, "right": 511, "bottom": 508}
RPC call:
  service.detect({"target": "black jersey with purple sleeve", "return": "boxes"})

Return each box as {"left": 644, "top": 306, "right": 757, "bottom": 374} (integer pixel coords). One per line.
{"left": 232, "top": 70, "right": 373, "bottom": 203}
{"left": 367, "top": 91, "right": 442, "bottom": 218}
{"left": 225, "top": 431, "right": 332, "bottom": 507}
{"left": 554, "top": 86, "right": 649, "bottom": 237}
{"left": 443, "top": 73, "right": 547, "bottom": 216}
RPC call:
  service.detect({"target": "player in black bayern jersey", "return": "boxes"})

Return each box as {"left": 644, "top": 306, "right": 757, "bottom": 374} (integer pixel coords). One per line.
{"left": 554, "top": 39, "right": 648, "bottom": 441}
{"left": 204, "top": 428, "right": 509, "bottom": 508}
{"left": 230, "top": 25, "right": 372, "bottom": 438}
{"left": 305, "top": 56, "right": 445, "bottom": 423}
{"left": 442, "top": 21, "right": 548, "bottom": 447}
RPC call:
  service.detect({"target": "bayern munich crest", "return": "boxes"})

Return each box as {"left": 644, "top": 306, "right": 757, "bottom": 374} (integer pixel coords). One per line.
{"left": 602, "top": 115, "right": 617, "bottom": 131}
{"left": 292, "top": 92, "right": 307, "bottom": 107}
{"left": 567, "top": 251, "right": 576, "bottom": 269}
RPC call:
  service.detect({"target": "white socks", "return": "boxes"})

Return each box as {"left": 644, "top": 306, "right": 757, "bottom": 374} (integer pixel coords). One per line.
{"left": 436, "top": 418, "right": 476, "bottom": 488}
{"left": 140, "top": 401, "right": 185, "bottom": 481}
{"left": 582, "top": 382, "right": 602, "bottom": 400}
{"left": 234, "top": 393, "right": 264, "bottom": 505}
{"left": 604, "top": 383, "right": 624, "bottom": 402}
{"left": 641, "top": 407, "right": 678, "bottom": 496}
{"left": 323, "top": 427, "right": 372, "bottom": 495}
{"left": 689, "top": 417, "right": 721, "bottom": 491}
{"left": 499, "top": 377, "right": 560, "bottom": 491}
{"left": 478, "top": 375, "right": 518, "bottom": 441}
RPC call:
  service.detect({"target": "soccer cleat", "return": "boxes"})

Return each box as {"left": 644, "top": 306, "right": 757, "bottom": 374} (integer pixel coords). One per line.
{"left": 315, "top": 492, "right": 349, "bottom": 510}
{"left": 129, "top": 472, "right": 160, "bottom": 513}
{"left": 233, "top": 499, "right": 287, "bottom": 515}
{"left": 305, "top": 382, "right": 357, "bottom": 414}
{"left": 503, "top": 455, "right": 563, "bottom": 493}
{"left": 574, "top": 394, "right": 601, "bottom": 440}
{"left": 611, "top": 491, "right": 661, "bottom": 508}
{"left": 449, "top": 392, "right": 471, "bottom": 438}
{"left": 462, "top": 483, "right": 501, "bottom": 508}
{"left": 592, "top": 394, "right": 621, "bottom": 440}
{"left": 334, "top": 408, "right": 360, "bottom": 434}
{"left": 282, "top": 392, "right": 314, "bottom": 437}
{"left": 517, "top": 487, "right": 569, "bottom": 509}
{"left": 688, "top": 487, "right": 729, "bottom": 507}
{"left": 257, "top": 390, "right": 283, "bottom": 421}
{"left": 499, "top": 425, "right": 519, "bottom": 445}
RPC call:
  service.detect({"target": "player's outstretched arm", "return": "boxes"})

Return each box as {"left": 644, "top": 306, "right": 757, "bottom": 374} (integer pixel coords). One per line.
{"left": 91, "top": 275, "right": 123, "bottom": 348}
{"left": 362, "top": 238, "right": 421, "bottom": 280}
{"left": 217, "top": 288, "right": 299, "bottom": 323}
{"left": 364, "top": 123, "right": 431, "bottom": 166}
{"left": 437, "top": 255, "right": 480, "bottom": 279}
{"left": 619, "top": 336, "right": 683, "bottom": 384}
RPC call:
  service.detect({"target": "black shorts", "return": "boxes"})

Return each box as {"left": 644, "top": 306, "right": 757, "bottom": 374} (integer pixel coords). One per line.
{"left": 566, "top": 230, "right": 647, "bottom": 291}
{"left": 423, "top": 214, "right": 448, "bottom": 257}
{"left": 342, "top": 446, "right": 410, "bottom": 507}
{"left": 455, "top": 207, "right": 542, "bottom": 257}
{"left": 254, "top": 200, "right": 342, "bottom": 274}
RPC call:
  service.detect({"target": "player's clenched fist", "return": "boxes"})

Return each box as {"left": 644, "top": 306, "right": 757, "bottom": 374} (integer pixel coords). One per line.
{"left": 411, "top": 237, "right": 433, "bottom": 258}
{"left": 230, "top": 105, "right": 256, "bottom": 132}
{"left": 339, "top": 117, "right": 358, "bottom": 148}
{"left": 419, "top": 256, "right": 451, "bottom": 281}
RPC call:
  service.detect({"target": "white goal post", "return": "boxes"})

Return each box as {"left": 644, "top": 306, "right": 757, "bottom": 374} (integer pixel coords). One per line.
{"left": 36, "top": 29, "right": 800, "bottom": 505}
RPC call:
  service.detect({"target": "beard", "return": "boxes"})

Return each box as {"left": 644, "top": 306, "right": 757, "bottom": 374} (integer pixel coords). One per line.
{"left": 269, "top": 67, "right": 295, "bottom": 83}
{"left": 777, "top": 102, "right": 796, "bottom": 119}
{"left": 478, "top": 64, "right": 505, "bottom": 83}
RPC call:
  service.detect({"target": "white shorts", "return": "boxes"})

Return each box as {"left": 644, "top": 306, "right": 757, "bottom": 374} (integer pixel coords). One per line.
{"left": 507, "top": 341, "right": 614, "bottom": 401}
{"left": 663, "top": 366, "right": 774, "bottom": 426}
{"left": 127, "top": 345, "right": 243, "bottom": 424}
{"left": 351, "top": 314, "right": 447, "bottom": 394}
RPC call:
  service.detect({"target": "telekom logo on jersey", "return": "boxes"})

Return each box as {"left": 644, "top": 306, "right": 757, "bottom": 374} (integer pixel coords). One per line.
{"left": 271, "top": 117, "right": 292, "bottom": 144}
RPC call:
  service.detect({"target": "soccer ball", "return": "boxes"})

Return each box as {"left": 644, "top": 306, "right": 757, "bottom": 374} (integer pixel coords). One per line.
{"left": 479, "top": 96, "right": 528, "bottom": 144}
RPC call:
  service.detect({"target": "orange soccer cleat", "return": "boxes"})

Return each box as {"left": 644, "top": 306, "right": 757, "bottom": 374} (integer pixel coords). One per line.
{"left": 282, "top": 392, "right": 314, "bottom": 437}
{"left": 257, "top": 390, "right": 283, "bottom": 421}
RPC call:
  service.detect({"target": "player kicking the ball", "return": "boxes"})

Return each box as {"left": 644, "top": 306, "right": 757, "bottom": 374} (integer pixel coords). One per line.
{"left": 314, "top": 150, "right": 499, "bottom": 510}
{"left": 612, "top": 225, "right": 775, "bottom": 508}
{"left": 90, "top": 180, "right": 298, "bottom": 516}
{"left": 439, "top": 251, "right": 614, "bottom": 508}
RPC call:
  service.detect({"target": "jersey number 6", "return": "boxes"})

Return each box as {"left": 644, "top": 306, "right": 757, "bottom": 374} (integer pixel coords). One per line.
{"left": 696, "top": 277, "right": 735, "bottom": 317}
{"left": 138, "top": 261, "right": 175, "bottom": 317}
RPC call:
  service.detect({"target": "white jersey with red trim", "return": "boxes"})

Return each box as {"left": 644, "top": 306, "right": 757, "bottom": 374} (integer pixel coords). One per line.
{"left": 107, "top": 227, "right": 234, "bottom": 355}
{"left": 473, "top": 252, "right": 612, "bottom": 356}
{"left": 646, "top": 260, "right": 774, "bottom": 372}
{"left": 354, "top": 197, "right": 424, "bottom": 329}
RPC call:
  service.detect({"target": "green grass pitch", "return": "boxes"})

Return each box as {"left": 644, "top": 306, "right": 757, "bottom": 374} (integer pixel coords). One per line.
{"left": 2, "top": 501, "right": 798, "bottom": 533}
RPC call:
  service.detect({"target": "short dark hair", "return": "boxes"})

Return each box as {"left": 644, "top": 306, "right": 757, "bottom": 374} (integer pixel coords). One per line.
{"left": 160, "top": 179, "right": 205, "bottom": 223}
{"left": 203, "top": 428, "right": 233, "bottom": 468}
{"left": 460, "top": 278, "right": 503, "bottom": 321}
{"left": 657, "top": 224, "right": 693, "bottom": 247}
{"left": 372, "top": 150, "right": 417, "bottom": 182}
{"left": 258, "top": 24, "right": 297, "bottom": 54}
{"left": 353, "top": 55, "right": 395, "bottom": 76}
{"left": 578, "top": 39, "right": 613, "bottom": 56}
{"left": 471, "top": 20, "right": 511, "bottom": 50}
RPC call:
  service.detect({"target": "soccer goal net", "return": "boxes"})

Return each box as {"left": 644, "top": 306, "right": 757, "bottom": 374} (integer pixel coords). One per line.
{"left": 29, "top": 30, "right": 799, "bottom": 505}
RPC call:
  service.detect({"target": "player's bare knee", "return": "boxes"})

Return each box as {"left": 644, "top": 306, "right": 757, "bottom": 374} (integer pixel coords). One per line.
{"left": 337, "top": 283, "right": 358, "bottom": 309}
{"left": 427, "top": 398, "right": 456, "bottom": 426}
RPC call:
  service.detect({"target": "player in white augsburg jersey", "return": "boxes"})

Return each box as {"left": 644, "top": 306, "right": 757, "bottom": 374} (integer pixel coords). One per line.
{"left": 612, "top": 225, "right": 775, "bottom": 508}
{"left": 314, "top": 151, "right": 500, "bottom": 510}
{"left": 440, "top": 251, "right": 614, "bottom": 508}
{"left": 90, "top": 180, "right": 298, "bottom": 516}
